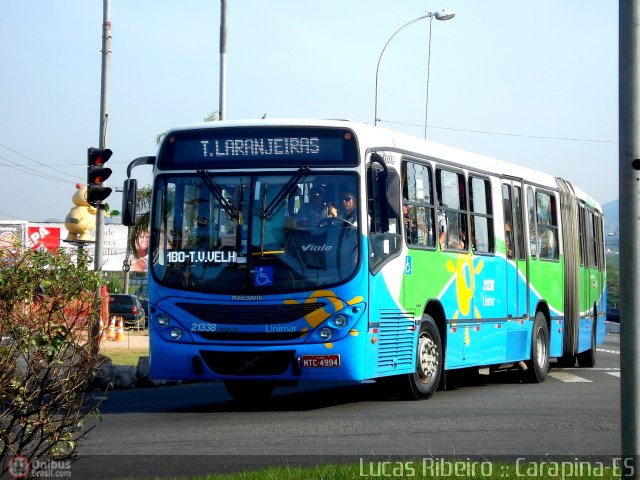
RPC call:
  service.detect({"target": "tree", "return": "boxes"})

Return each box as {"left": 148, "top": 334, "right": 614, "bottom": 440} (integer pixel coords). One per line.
{"left": 0, "top": 247, "right": 104, "bottom": 476}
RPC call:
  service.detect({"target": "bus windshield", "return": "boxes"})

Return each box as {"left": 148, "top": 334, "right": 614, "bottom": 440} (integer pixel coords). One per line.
{"left": 151, "top": 172, "right": 360, "bottom": 293}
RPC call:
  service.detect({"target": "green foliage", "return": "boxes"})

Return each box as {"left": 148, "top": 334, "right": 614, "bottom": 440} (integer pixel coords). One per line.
{"left": 105, "top": 272, "right": 124, "bottom": 295}
{"left": 0, "top": 247, "right": 105, "bottom": 475}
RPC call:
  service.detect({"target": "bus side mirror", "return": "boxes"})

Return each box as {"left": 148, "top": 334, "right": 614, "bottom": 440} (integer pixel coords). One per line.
{"left": 386, "top": 169, "right": 400, "bottom": 218}
{"left": 122, "top": 179, "right": 138, "bottom": 226}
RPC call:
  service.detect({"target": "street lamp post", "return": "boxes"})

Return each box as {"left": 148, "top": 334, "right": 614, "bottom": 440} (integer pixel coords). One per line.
{"left": 374, "top": 10, "right": 455, "bottom": 128}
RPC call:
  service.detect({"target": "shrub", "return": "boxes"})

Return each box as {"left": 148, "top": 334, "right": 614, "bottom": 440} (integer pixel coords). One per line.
{"left": 0, "top": 247, "right": 104, "bottom": 477}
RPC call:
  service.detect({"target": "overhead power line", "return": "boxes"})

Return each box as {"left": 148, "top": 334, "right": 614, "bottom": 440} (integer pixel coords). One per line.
{"left": 0, "top": 143, "right": 85, "bottom": 182}
{"left": 0, "top": 154, "right": 75, "bottom": 184}
{"left": 379, "top": 120, "right": 616, "bottom": 144}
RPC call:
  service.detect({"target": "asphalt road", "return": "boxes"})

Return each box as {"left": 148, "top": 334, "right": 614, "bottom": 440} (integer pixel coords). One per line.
{"left": 72, "top": 333, "right": 621, "bottom": 478}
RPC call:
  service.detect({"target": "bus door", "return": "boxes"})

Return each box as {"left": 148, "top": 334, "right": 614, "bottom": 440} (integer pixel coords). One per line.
{"left": 584, "top": 207, "right": 602, "bottom": 338}
{"left": 502, "top": 181, "right": 528, "bottom": 320}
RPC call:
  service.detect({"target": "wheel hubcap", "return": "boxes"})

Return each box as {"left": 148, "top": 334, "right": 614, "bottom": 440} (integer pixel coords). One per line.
{"left": 417, "top": 333, "right": 438, "bottom": 383}
{"left": 536, "top": 327, "right": 547, "bottom": 368}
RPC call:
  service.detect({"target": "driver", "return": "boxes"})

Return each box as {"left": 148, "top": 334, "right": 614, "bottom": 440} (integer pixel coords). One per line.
{"left": 340, "top": 192, "right": 358, "bottom": 225}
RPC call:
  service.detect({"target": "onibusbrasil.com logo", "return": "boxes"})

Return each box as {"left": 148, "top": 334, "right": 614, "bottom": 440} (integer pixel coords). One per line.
{"left": 8, "top": 455, "right": 71, "bottom": 479}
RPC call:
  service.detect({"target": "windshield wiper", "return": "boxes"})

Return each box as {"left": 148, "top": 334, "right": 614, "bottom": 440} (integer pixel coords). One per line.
{"left": 197, "top": 169, "right": 240, "bottom": 220}
{"left": 260, "top": 167, "right": 310, "bottom": 219}
{"left": 257, "top": 167, "right": 310, "bottom": 256}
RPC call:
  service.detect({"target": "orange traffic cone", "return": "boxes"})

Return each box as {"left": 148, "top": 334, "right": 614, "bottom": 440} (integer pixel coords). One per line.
{"left": 107, "top": 317, "right": 116, "bottom": 340}
{"left": 115, "top": 317, "right": 125, "bottom": 342}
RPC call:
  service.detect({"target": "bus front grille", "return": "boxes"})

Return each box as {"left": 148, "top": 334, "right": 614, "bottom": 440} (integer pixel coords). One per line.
{"left": 176, "top": 302, "right": 326, "bottom": 325}
{"left": 199, "top": 350, "right": 295, "bottom": 375}
{"left": 196, "top": 331, "right": 307, "bottom": 341}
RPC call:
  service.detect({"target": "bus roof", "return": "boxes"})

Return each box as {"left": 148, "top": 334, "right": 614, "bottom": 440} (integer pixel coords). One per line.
{"left": 161, "top": 118, "right": 601, "bottom": 211}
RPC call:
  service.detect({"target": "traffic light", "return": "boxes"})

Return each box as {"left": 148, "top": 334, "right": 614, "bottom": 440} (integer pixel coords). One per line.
{"left": 87, "top": 147, "right": 113, "bottom": 205}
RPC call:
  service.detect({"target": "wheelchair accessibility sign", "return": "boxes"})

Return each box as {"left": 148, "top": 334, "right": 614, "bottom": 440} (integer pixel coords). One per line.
{"left": 254, "top": 266, "right": 273, "bottom": 286}
{"left": 405, "top": 256, "right": 412, "bottom": 275}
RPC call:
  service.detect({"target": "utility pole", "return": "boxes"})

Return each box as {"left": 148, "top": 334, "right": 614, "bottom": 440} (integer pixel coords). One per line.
{"left": 619, "top": 0, "right": 640, "bottom": 476}
{"left": 89, "top": 0, "right": 111, "bottom": 356}
{"left": 219, "top": 0, "right": 227, "bottom": 120}
{"left": 95, "top": 0, "right": 111, "bottom": 272}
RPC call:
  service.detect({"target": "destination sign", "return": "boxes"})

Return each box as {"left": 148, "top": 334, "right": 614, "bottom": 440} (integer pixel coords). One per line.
{"left": 201, "top": 136, "right": 320, "bottom": 158}
{"left": 157, "top": 126, "right": 359, "bottom": 169}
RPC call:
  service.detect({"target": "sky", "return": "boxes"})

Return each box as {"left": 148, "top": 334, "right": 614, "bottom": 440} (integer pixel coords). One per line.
{"left": 0, "top": 0, "right": 618, "bottom": 222}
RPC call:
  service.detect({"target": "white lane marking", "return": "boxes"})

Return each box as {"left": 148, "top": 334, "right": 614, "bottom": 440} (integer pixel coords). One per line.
{"left": 548, "top": 371, "right": 593, "bottom": 383}
{"left": 607, "top": 372, "right": 621, "bottom": 378}
{"left": 597, "top": 348, "right": 620, "bottom": 355}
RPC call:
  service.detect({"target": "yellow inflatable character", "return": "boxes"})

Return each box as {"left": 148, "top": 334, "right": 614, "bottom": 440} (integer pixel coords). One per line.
{"left": 64, "top": 183, "right": 97, "bottom": 242}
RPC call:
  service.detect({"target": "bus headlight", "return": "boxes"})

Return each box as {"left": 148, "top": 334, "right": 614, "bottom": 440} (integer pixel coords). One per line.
{"left": 319, "top": 327, "right": 332, "bottom": 340}
{"left": 334, "top": 314, "right": 348, "bottom": 328}
{"left": 157, "top": 314, "right": 170, "bottom": 327}
{"left": 170, "top": 328, "right": 182, "bottom": 340}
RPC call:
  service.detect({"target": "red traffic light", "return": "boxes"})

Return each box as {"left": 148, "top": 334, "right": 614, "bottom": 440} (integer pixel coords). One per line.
{"left": 88, "top": 147, "right": 112, "bottom": 167}
{"left": 87, "top": 147, "right": 113, "bottom": 205}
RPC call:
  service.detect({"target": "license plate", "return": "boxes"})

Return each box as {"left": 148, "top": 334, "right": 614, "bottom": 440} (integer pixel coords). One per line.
{"left": 301, "top": 355, "right": 340, "bottom": 368}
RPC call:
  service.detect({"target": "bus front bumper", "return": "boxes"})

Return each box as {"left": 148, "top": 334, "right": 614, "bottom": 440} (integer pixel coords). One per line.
{"left": 149, "top": 333, "right": 368, "bottom": 383}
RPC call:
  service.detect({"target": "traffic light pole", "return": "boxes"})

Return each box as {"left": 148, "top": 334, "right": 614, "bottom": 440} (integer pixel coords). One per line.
{"left": 89, "top": 0, "right": 111, "bottom": 357}
{"left": 95, "top": 0, "right": 111, "bottom": 272}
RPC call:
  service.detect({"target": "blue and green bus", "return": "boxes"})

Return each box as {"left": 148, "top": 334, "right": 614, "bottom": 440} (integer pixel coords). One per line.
{"left": 122, "top": 119, "right": 606, "bottom": 400}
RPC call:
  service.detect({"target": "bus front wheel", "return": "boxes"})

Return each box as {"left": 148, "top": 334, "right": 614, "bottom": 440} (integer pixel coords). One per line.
{"left": 395, "top": 315, "right": 443, "bottom": 400}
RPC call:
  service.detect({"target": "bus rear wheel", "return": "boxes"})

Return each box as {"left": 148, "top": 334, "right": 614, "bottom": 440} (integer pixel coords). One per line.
{"left": 526, "top": 312, "right": 549, "bottom": 383}
{"left": 224, "top": 381, "right": 275, "bottom": 402}
{"left": 395, "top": 315, "right": 442, "bottom": 400}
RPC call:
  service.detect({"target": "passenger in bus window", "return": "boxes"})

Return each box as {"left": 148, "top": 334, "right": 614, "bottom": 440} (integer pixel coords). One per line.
{"left": 529, "top": 226, "right": 538, "bottom": 257}
{"left": 296, "top": 186, "right": 327, "bottom": 228}
{"left": 505, "top": 221, "right": 514, "bottom": 258}
{"left": 449, "top": 228, "right": 467, "bottom": 250}
{"left": 403, "top": 201, "right": 418, "bottom": 244}
{"left": 437, "top": 208, "right": 447, "bottom": 249}
{"left": 541, "top": 229, "right": 557, "bottom": 259}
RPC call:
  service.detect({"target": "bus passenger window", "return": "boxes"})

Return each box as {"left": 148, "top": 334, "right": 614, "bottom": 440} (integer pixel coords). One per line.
{"left": 527, "top": 187, "right": 537, "bottom": 257}
{"left": 402, "top": 160, "right": 436, "bottom": 248}
{"left": 436, "top": 167, "right": 468, "bottom": 252}
{"left": 469, "top": 176, "right": 493, "bottom": 254}
{"left": 536, "top": 191, "right": 559, "bottom": 260}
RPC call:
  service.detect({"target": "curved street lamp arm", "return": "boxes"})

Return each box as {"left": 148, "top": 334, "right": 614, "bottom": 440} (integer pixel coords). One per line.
{"left": 374, "top": 13, "right": 433, "bottom": 125}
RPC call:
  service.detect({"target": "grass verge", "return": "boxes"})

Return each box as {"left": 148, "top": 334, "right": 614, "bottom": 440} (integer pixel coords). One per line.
{"left": 103, "top": 348, "right": 148, "bottom": 366}
{"left": 132, "top": 461, "right": 623, "bottom": 479}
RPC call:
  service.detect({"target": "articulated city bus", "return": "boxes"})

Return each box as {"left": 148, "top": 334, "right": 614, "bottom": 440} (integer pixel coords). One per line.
{"left": 123, "top": 119, "right": 606, "bottom": 400}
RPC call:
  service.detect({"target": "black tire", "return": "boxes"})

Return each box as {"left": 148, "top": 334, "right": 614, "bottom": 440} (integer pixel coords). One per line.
{"left": 526, "top": 312, "right": 549, "bottom": 383}
{"left": 577, "top": 317, "right": 597, "bottom": 368}
{"left": 395, "top": 316, "right": 443, "bottom": 400}
{"left": 224, "top": 381, "right": 275, "bottom": 402}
